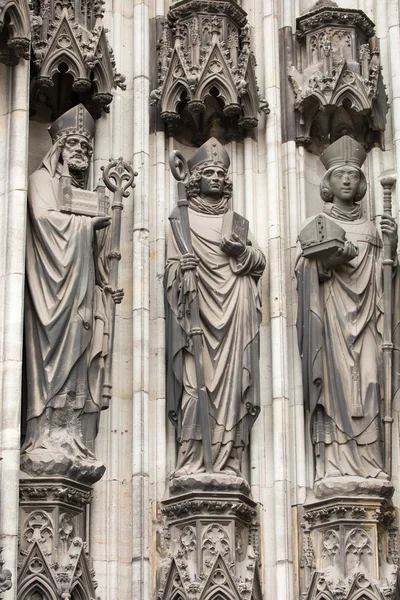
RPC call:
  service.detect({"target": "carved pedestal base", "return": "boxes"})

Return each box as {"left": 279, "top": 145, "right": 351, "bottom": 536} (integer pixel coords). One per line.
{"left": 157, "top": 490, "right": 262, "bottom": 600}
{"left": 300, "top": 496, "right": 399, "bottom": 600}
{"left": 18, "top": 476, "right": 98, "bottom": 600}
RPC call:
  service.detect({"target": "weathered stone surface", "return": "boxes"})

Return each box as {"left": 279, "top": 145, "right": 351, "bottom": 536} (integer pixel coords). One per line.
{"left": 169, "top": 473, "right": 251, "bottom": 497}
{"left": 315, "top": 476, "right": 394, "bottom": 500}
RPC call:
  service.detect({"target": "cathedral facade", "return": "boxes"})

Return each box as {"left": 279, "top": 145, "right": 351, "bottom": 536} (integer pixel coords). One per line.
{"left": 1, "top": 1, "right": 400, "bottom": 599}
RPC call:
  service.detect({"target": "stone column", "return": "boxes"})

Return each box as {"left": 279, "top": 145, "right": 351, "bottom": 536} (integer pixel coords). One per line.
{"left": 0, "top": 57, "right": 30, "bottom": 600}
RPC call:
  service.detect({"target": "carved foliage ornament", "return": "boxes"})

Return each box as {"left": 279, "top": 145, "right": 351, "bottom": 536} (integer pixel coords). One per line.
{"left": 29, "top": 0, "right": 126, "bottom": 119}
{"left": 0, "top": 0, "right": 30, "bottom": 65}
{"left": 151, "top": 0, "right": 269, "bottom": 146}
{"left": 288, "top": 0, "right": 388, "bottom": 154}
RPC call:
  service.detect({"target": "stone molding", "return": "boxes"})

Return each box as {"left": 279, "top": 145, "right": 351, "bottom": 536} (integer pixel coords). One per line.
{"left": 287, "top": 0, "right": 388, "bottom": 154}
{"left": 151, "top": 0, "right": 269, "bottom": 145}
{"left": 157, "top": 491, "right": 262, "bottom": 600}
{"left": 18, "top": 477, "right": 97, "bottom": 600}
{"left": 29, "top": 0, "right": 125, "bottom": 119}
{"left": 0, "top": 0, "right": 30, "bottom": 65}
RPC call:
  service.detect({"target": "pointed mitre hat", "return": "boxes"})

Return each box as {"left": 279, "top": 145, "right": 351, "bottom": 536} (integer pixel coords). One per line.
{"left": 188, "top": 137, "right": 230, "bottom": 173}
{"left": 320, "top": 135, "right": 367, "bottom": 171}
{"left": 48, "top": 103, "right": 95, "bottom": 143}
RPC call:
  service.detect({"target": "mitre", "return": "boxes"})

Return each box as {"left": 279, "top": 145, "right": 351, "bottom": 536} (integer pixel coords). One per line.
{"left": 48, "top": 103, "right": 95, "bottom": 143}
{"left": 320, "top": 135, "right": 367, "bottom": 171}
{"left": 188, "top": 137, "right": 230, "bottom": 172}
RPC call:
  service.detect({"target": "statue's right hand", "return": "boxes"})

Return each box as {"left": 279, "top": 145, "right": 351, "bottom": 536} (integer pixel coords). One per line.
{"left": 180, "top": 253, "right": 199, "bottom": 273}
{"left": 323, "top": 240, "right": 358, "bottom": 269}
{"left": 92, "top": 216, "right": 111, "bottom": 231}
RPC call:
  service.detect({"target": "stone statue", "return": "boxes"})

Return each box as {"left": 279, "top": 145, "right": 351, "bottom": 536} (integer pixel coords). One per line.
{"left": 21, "top": 104, "right": 123, "bottom": 483}
{"left": 165, "top": 138, "right": 266, "bottom": 485}
{"left": 296, "top": 136, "right": 398, "bottom": 495}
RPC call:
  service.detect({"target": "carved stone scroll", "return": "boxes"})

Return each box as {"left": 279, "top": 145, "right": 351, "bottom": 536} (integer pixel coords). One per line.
{"left": 151, "top": 0, "right": 269, "bottom": 146}
{"left": 29, "top": 0, "right": 126, "bottom": 119}
{"left": 0, "top": 0, "right": 30, "bottom": 65}
{"left": 18, "top": 477, "right": 97, "bottom": 600}
{"left": 287, "top": 0, "right": 388, "bottom": 154}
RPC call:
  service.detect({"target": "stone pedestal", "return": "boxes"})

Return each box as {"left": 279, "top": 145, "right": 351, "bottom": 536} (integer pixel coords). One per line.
{"left": 18, "top": 476, "right": 98, "bottom": 600}
{"left": 157, "top": 488, "right": 262, "bottom": 600}
{"left": 300, "top": 496, "right": 399, "bottom": 600}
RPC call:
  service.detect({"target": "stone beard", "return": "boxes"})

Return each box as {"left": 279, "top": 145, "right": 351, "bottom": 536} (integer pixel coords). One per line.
{"left": 165, "top": 139, "right": 266, "bottom": 480}
{"left": 21, "top": 105, "right": 111, "bottom": 483}
{"left": 296, "top": 136, "right": 400, "bottom": 490}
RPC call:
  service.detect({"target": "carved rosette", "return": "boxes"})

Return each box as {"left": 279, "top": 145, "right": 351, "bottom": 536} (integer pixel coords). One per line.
{"left": 151, "top": 0, "right": 269, "bottom": 146}
{"left": 157, "top": 491, "right": 262, "bottom": 600}
{"left": 288, "top": 0, "right": 388, "bottom": 154}
{"left": 29, "top": 0, "right": 126, "bottom": 119}
{"left": 299, "top": 496, "right": 399, "bottom": 600}
{"left": 0, "top": 0, "right": 31, "bottom": 65}
{"left": 18, "top": 477, "right": 98, "bottom": 600}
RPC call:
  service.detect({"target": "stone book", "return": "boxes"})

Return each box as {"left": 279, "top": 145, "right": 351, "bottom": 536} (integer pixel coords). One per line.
{"left": 222, "top": 210, "right": 249, "bottom": 245}
{"left": 298, "top": 213, "right": 346, "bottom": 259}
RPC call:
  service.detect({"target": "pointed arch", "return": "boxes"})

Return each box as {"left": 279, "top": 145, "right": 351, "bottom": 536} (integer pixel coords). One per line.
{"left": 0, "top": 0, "right": 30, "bottom": 39}
{"left": 331, "top": 86, "right": 370, "bottom": 113}
{"left": 17, "top": 575, "right": 58, "bottom": 600}
{"left": 202, "top": 587, "right": 237, "bottom": 600}
{"left": 163, "top": 79, "right": 192, "bottom": 113}
{"left": 70, "top": 580, "right": 91, "bottom": 600}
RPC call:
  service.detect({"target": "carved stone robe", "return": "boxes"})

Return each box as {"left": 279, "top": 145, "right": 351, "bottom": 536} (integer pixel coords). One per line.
{"left": 165, "top": 202, "right": 265, "bottom": 476}
{"left": 23, "top": 159, "right": 110, "bottom": 459}
{"left": 296, "top": 205, "right": 398, "bottom": 480}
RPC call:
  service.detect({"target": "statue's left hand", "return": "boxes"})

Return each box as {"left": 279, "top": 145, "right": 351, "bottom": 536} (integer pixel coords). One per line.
{"left": 104, "top": 286, "right": 124, "bottom": 304}
{"left": 220, "top": 233, "right": 246, "bottom": 257}
{"left": 381, "top": 214, "right": 398, "bottom": 252}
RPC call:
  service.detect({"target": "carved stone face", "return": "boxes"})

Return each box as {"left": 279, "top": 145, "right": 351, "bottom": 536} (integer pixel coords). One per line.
{"left": 329, "top": 165, "right": 361, "bottom": 204}
{"left": 62, "top": 134, "right": 92, "bottom": 172}
{"left": 199, "top": 166, "right": 226, "bottom": 200}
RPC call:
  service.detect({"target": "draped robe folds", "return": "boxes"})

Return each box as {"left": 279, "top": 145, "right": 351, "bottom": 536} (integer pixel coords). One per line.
{"left": 296, "top": 209, "right": 400, "bottom": 480}
{"left": 165, "top": 206, "right": 265, "bottom": 476}
{"left": 23, "top": 165, "right": 110, "bottom": 459}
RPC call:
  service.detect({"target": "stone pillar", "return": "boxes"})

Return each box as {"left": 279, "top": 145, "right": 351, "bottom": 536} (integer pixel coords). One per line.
{"left": 0, "top": 56, "right": 30, "bottom": 600}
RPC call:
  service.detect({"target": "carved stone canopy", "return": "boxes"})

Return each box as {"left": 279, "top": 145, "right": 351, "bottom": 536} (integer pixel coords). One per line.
{"left": 29, "top": 0, "right": 126, "bottom": 120}
{"left": 0, "top": 0, "right": 30, "bottom": 66}
{"left": 289, "top": 0, "right": 388, "bottom": 155}
{"left": 151, "top": 0, "right": 269, "bottom": 146}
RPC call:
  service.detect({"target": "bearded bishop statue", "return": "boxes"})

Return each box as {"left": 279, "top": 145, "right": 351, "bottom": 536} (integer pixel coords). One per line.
{"left": 21, "top": 104, "right": 122, "bottom": 483}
